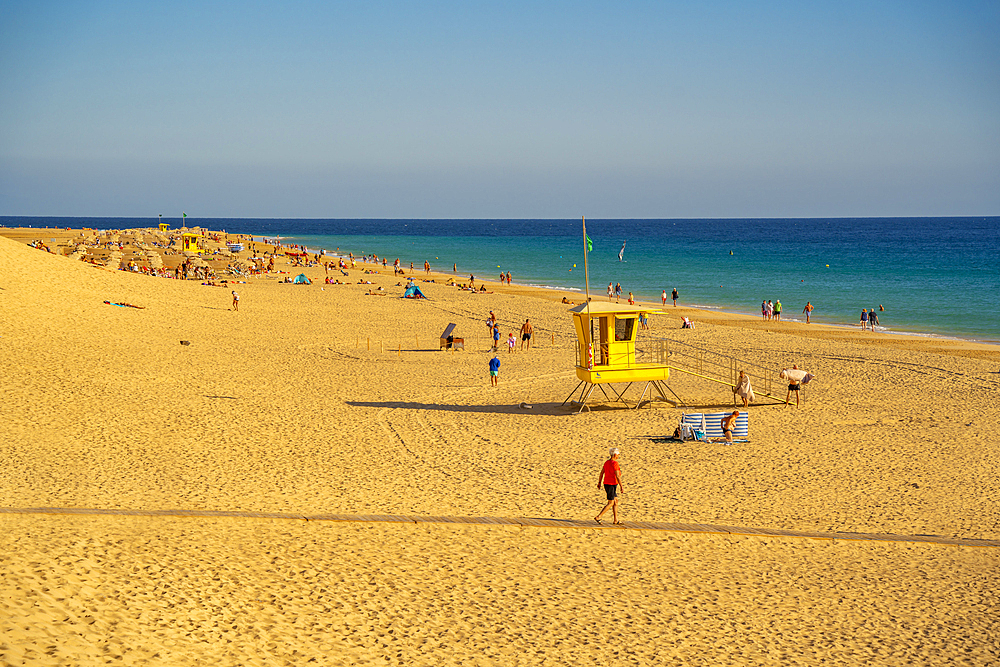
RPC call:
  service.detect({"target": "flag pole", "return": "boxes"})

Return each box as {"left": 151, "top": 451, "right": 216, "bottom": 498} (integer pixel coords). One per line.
{"left": 582, "top": 216, "right": 591, "bottom": 305}
{"left": 583, "top": 217, "right": 594, "bottom": 362}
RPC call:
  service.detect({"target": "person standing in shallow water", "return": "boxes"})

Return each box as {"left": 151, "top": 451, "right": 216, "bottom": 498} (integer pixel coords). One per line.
{"left": 595, "top": 448, "right": 623, "bottom": 525}
{"left": 803, "top": 302, "right": 814, "bottom": 323}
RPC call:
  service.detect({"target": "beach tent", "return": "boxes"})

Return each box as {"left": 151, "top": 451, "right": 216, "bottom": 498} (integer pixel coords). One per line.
{"left": 293, "top": 273, "right": 311, "bottom": 284}
{"left": 403, "top": 284, "right": 428, "bottom": 299}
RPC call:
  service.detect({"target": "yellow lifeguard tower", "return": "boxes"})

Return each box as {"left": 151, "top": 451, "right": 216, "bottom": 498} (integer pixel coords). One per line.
{"left": 159, "top": 223, "right": 169, "bottom": 232}
{"left": 181, "top": 231, "right": 205, "bottom": 254}
{"left": 563, "top": 302, "right": 681, "bottom": 412}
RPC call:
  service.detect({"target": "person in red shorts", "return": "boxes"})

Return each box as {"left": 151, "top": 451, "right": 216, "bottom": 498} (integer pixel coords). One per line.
{"left": 595, "top": 447, "right": 624, "bottom": 525}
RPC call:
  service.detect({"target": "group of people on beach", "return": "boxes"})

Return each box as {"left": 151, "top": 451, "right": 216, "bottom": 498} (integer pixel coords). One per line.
{"left": 661, "top": 288, "right": 679, "bottom": 306}
{"left": 761, "top": 299, "right": 783, "bottom": 321}
{"left": 487, "top": 311, "right": 533, "bottom": 386}
{"left": 861, "top": 307, "right": 883, "bottom": 331}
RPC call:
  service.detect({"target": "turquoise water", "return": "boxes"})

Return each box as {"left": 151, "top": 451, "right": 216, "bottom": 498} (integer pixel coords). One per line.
{"left": 274, "top": 218, "right": 1000, "bottom": 342}
{"left": 6, "top": 217, "right": 999, "bottom": 342}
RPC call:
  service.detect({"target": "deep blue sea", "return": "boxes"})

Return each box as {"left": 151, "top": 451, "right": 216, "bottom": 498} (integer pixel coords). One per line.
{"left": 6, "top": 217, "right": 999, "bottom": 342}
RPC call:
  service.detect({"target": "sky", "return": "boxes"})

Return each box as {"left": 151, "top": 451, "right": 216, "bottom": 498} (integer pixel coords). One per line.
{"left": 1, "top": 1, "right": 998, "bottom": 218}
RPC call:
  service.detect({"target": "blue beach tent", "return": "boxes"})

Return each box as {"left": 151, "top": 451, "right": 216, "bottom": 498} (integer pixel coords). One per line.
{"left": 293, "top": 273, "right": 311, "bottom": 284}
{"left": 403, "top": 284, "right": 428, "bottom": 299}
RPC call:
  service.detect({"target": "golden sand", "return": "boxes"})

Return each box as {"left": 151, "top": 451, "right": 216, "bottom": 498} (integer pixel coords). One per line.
{"left": 1, "top": 229, "right": 998, "bottom": 665}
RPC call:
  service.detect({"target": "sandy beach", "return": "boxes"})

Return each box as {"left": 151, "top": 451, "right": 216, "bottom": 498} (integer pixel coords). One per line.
{"left": 1, "top": 227, "right": 998, "bottom": 665}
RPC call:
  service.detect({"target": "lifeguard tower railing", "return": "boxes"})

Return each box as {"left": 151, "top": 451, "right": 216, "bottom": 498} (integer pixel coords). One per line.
{"left": 633, "top": 336, "right": 783, "bottom": 403}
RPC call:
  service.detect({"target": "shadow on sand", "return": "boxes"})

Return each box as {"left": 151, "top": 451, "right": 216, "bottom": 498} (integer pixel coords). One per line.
{"left": 346, "top": 400, "right": 576, "bottom": 416}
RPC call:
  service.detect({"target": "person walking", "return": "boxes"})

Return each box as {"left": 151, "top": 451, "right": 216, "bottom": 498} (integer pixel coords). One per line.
{"left": 672, "top": 288, "right": 678, "bottom": 307}
{"left": 608, "top": 282, "right": 613, "bottom": 301}
{"left": 595, "top": 447, "right": 623, "bottom": 525}
{"left": 803, "top": 302, "right": 814, "bottom": 323}
{"left": 774, "top": 299, "right": 782, "bottom": 322}
{"left": 232, "top": 290, "right": 239, "bottom": 312}
{"left": 662, "top": 290, "right": 667, "bottom": 306}
{"left": 780, "top": 364, "right": 808, "bottom": 407}
{"left": 492, "top": 324, "right": 500, "bottom": 351}
{"left": 488, "top": 355, "right": 500, "bottom": 387}
{"left": 519, "top": 318, "right": 533, "bottom": 350}
{"left": 860, "top": 308, "right": 869, "bottom": 331}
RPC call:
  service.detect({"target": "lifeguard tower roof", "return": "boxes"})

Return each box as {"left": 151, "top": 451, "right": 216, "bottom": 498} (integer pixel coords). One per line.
{"left": 569, "top": 302, "right": 651, "bottom": 315}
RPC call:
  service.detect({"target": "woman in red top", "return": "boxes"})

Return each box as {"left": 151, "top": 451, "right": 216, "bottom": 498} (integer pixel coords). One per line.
{"left": 595, "top": 448, "right": 624, "bottom": 525}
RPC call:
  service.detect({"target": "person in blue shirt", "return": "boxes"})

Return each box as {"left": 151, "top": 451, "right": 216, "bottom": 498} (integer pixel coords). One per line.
{"left": 489, "top": 355, "right": 501, "bottom": 386}
{"left": 492, "top": 325, "right": 500, "bottom": 351}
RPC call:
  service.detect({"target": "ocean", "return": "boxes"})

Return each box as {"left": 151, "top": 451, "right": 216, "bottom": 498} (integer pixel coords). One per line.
{"left": 5, "top": 217, "right": 999, "bottom": 342}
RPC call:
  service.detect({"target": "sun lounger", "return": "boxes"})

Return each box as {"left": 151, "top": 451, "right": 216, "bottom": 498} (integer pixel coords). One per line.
{"left": 680, "top": 411, "right": 749, "bottom": 441}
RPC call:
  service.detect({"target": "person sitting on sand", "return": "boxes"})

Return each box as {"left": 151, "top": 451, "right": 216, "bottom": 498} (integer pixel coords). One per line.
{"left": 595, "top": 447, "right": 623, "bottom": 525}
{"left": 721, "top": 410, "right": 740, "bottom": 445}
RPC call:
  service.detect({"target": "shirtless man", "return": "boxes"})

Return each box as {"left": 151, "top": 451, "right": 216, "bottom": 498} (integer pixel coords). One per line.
{"left": 803, "top": 301, "right": 814, "bottom": 323}
{"left": 781, "top": 364, "right": 806, "bottom": 407}
{"left": 721, "top": 410, "right": 740, "bottom": 444}
{"left": 520, "top": 318, "right": 533, "bottom": 351}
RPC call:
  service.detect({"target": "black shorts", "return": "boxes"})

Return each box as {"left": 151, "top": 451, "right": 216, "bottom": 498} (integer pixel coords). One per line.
{"left": 522, "top": 333, "right": 531, "bottom": 340}
{"left": 604, "top": 484, "right": 618, "bottom": 500}
{"left": 788, "top": 384, "right": 800, "bottom": 391}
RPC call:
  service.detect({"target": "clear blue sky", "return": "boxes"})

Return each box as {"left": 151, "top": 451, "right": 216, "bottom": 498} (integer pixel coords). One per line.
{"left": 1, "top": 1, "right": 997, "bottom": 218}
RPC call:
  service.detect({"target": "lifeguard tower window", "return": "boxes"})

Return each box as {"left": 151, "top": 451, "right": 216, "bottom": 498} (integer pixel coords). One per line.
{"left": 615, "top": 317, "right": 635, "bottom": 342}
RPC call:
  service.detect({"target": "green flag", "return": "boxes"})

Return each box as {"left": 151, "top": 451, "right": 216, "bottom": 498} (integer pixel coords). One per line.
{"left": 586, "top": 235, "right": 593, "bottom": 253}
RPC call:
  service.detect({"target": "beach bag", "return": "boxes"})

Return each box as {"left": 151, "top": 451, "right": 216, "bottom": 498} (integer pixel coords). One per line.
{"left": 680, "top": 424, "right": 694, "bottom": 441}
{"left": 693, "top": 429, "right": 705, "bottom": 441}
